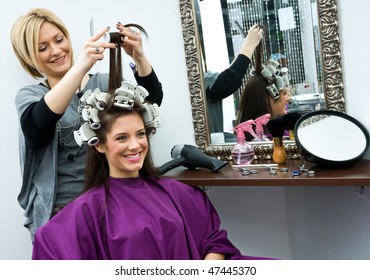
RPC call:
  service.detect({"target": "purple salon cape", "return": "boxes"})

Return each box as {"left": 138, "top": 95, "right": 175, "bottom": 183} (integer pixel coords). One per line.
{"left": 32, "top": 177, "right": 270, "bottom": 260}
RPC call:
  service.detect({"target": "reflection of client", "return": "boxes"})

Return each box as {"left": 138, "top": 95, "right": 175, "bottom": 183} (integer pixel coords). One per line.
{"left": 204, "top": 24, "right": 263, "bottom": 136}
{"left": 236, "top": 42, "right": 291, "bottom": 141}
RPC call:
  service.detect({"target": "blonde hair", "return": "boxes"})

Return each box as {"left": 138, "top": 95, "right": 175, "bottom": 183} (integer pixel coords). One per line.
{"left": 10, "top": 8, "right": 73, "bottom": 79}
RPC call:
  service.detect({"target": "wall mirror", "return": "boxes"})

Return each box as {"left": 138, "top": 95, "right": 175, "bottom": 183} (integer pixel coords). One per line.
{"left": 179, "top": 0, "right": 345, "bottom": 160}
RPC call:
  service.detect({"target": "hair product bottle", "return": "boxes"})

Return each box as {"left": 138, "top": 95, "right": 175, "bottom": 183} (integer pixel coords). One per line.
{"left": 252, "top": 113, "right": 271, "bottom": 141}
{"left": 231, "top": 120, "right": 257, "bottom": 165}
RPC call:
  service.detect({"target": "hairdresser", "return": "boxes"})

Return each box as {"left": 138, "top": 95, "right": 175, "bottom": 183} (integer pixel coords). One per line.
{"left": 236, "top": 40, "right": 291, "bottom": 141}
{"left": 205, "top": 24, "right": 263, "bottom": 135}
{"left": 11, "top": 8, "right": 163, "bottom": 242}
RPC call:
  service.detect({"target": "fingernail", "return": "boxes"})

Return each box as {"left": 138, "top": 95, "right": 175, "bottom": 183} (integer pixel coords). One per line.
{"left": 106, "top": 26, "right": 110, "bottom": 30}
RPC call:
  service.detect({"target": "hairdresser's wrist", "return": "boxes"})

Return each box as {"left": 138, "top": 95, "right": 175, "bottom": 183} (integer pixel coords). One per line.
{"left": 133, "top": 55, "right": 152, "bottom": 76}
{"left": 239, "top": 45, "right": 255, "bottom": 60}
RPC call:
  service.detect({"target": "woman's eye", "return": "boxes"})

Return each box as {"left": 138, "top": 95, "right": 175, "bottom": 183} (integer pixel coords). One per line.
{"left": 38, "top": 45, "right": 46, "bottom": 52}
{"left": 138, "top": 131, "right": 146, "bottom": 138}
{"left": 116, "top": 136, "right": 127, "bottom": 141}
{"left": 56, "top": 36, "right": 63, "bottom": 43}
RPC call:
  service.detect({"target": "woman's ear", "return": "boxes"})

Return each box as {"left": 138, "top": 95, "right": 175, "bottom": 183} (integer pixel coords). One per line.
{"left": 95, "top": 143, "right": 105, "bottom": 153}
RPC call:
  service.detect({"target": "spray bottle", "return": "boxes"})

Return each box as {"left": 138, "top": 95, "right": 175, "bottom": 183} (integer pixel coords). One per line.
{"left": 252, "top": 113, "right": 271, "bottom": 141}
{"left": 231, "top": 120, "right": 257, "bottom": 165}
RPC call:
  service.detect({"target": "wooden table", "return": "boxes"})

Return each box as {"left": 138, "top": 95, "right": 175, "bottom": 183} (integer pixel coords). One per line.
{"left": 163, "top": 159, "right": 370, "bottom": 187}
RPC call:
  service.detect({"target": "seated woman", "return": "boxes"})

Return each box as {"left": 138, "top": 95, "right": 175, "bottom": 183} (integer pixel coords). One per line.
{"left": 32, "top": 84, "right": 275, "bottom": 260}
{"left": 236, "top": 42, "right": 291, "bottom": 141}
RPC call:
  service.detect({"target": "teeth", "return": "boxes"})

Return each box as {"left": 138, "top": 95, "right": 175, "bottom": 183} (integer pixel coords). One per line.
{"left": 125, "top": 153, "right": 140, "bottom": 159}
{"left": 53, "top": 56, "right": 64, "bottom": 63}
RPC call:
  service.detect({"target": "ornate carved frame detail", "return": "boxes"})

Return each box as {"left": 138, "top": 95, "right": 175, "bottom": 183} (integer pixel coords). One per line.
{"left": 179, "top": 0, "right": 344, "bottom": 161}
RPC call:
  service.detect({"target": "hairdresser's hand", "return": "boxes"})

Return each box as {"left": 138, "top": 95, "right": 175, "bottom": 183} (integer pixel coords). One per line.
{"left": 74, "top": 26, "right": 116, "bottom": 73}
{"left": 44, "top": 26, "right": 116, "bottom": 114}
{"left": 239, "top": 23, "right": 264, "bottom": 59}
{"left": 116, "top": 22, "right": 151, "bottom": 76}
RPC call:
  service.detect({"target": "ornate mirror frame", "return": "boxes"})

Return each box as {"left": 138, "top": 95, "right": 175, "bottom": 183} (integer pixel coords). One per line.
{"left": 179, "top": 0, "right": 344, "bottom": 160}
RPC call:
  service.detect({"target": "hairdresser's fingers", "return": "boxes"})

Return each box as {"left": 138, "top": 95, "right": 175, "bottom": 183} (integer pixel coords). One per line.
{"left": 249, "top": 23, "right": 258, "bottom": 31}
{"left": 249, "top": 24, "right": 264, "bottom": 36}
{"left": 249, "top": 24, "right": 262, "bottom": 33}
{"left": 117, "top": 27, "right": 144, "bottom": 59}
{"left": 116, "top": 23, "right": 143, "bottom": 42}
{"left": 88, "top": 26, "right": 116, "bottom": 51}
{"left": 84, "top": 44, "right": 104, "bottom": 61}
{"left": 247, "top": 24, "right": 264, "bottom": 40}
{"left": 74, "top": 46, "right": 104, "bottom": 73}
{"left": 89, "top": 26, "right": 110, "bottom": 42}
{"left": 80, "top": 36, "right": 109, "bottom": 65}
{"left": 122, "top": 38, "right": 144, "bottom": 60}
{"left": 123, "top": 29, "right": 141, "bottom": 43}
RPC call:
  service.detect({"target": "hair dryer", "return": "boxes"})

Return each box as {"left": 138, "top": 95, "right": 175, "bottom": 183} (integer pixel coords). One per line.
{"left": 157, "top": 144, "right": 228, "bottom": 175}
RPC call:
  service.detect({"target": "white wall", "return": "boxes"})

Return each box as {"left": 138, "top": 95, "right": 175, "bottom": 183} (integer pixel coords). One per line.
{"left": 1, "top": 0, "right": 370, "bottom": 260}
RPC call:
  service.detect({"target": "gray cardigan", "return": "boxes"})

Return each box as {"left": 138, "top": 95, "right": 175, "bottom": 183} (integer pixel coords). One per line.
{"left": 15, "top": 73, "right": 109, "bottom": 241}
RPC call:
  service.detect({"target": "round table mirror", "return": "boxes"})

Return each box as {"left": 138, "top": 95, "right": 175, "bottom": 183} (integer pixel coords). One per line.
{"left": 294, "top": 110, "right": 369, "bottom": 168}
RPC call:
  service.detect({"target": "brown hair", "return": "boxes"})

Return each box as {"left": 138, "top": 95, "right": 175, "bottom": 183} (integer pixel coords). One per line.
{"left": 237, "top": 41, "right": 271, "bottom": 120}
{"left": 236, "top": 76, "right": 271, "bottom": 138}
{"left": 107, "top": 24, "right": 148, "bottom": 93}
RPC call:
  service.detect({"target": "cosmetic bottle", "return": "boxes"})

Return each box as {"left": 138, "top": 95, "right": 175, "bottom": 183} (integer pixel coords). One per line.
{"left": 252, "top": 113, "right": 271, "bottom": 142}
{"left": 231, "top": 120, "right": 257, "bottom": 165}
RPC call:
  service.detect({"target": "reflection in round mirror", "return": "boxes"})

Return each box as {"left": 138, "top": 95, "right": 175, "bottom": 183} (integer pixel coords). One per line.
{"left": 294, "top": 110, "right": 369, "bottom": 168}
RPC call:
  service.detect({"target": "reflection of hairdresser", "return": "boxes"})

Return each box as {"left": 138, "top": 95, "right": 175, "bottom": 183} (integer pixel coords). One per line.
{"left": 11, "top": 8, "right": 163, "bottom": 242}
{"left": 236, "top": 42, "right": 291, "bottom": 141}
{"left": 205, "top": 24, "right": 264, "bottom": 135}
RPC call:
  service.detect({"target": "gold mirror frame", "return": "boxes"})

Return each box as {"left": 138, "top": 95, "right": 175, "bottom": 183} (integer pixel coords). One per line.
{"left": 179, "top": 0, "right": 344, "bottom": 160}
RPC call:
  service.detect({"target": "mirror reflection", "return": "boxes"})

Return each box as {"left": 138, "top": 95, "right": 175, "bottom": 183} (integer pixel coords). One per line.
{"left": 179, "top": 0, "right": 344, "bottom": 160}
{"left": 295, "top": 111, "right": 370, "bottom": 167}
{"left": 196, "top": 0, "right": 325, "bottom": 143}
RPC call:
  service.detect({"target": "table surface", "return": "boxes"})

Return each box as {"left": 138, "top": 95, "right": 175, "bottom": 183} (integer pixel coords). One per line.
{"left": 162, "top": 159, "right": 370, "bottom": 187}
